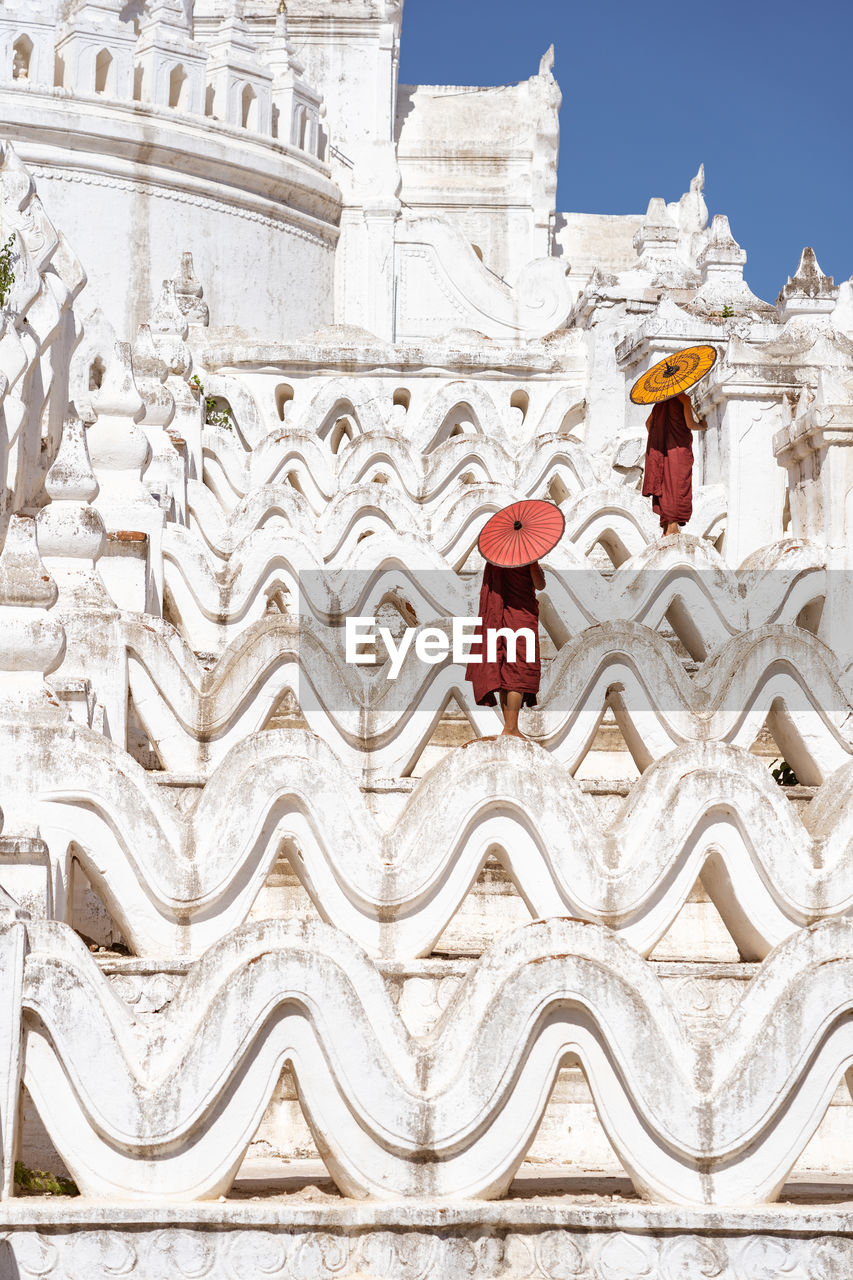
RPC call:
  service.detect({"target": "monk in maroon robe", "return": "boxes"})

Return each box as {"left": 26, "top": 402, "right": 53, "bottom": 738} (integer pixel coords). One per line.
{"left": 465, "top": 560, "right": 545, "bottom": 737}
{"left": 642, "top": 391, "right": 706, "bottom": 536}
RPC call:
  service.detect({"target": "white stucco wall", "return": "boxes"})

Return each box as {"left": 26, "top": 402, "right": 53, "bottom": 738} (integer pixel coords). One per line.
{"left": 2, "top": 87, "right": 339, "bottom": 340}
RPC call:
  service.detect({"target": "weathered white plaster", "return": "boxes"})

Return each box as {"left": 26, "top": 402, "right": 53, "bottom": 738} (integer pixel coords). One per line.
{"left": 0, "top": 5, "right": 852, "bottom": 1269}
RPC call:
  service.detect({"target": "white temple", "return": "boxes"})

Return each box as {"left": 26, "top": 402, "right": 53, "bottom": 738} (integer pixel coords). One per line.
{"left": 1, "top": 0, "right": 853, "bottom": 1275}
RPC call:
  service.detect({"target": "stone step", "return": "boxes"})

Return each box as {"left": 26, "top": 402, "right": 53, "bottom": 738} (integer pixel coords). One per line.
{"left": 6, "top": 1195, "right": 853, "bottom": 1279}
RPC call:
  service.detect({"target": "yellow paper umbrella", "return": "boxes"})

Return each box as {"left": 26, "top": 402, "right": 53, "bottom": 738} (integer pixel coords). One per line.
{"left": 630, "top": 344, "right": 717, "bottom": 405}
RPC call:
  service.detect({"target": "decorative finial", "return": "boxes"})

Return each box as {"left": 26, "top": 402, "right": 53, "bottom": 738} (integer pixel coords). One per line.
{"left": 171, "top": 252, "right": 209, "bottom": 327}
{"left": 91, "top": 342, "right": 145, "bottom": 425}
{"left": 776, "top": 246, "right": 838, "bottom": 318}
{"left": 87, "top": 344, "right": 151, "bottom": 489}
{"left": 150, "top": 279, "right": 189, "bottom": 341}
{"left": 0, "top": 516, "right": 66, "bottom": 722}
{"left": 37, "top": 415, "right": 109, "bottom": 608}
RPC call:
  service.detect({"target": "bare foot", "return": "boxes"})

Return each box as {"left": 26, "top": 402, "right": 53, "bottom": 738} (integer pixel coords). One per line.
{"left": 500, "top": 727, "right": 529, "bottom": 740}
{"left": 661, "top": 522, "right": 679, "bottom": 537}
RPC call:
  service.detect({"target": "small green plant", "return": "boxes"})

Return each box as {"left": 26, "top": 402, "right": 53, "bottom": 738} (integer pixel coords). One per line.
{"left": 190, "top": 374, "right": 235, "bottom": 431}
{"left": 771, "top": 758, "right": 799, "bottom": 787}
{"left": 721, "top": 303, "right": 735, "bottom": 318}
{"left": 0, "top": 234, "right": 16, "bottom": 308}
{"left": 14, "top": 1161, "right": 78, "bottom": 1196}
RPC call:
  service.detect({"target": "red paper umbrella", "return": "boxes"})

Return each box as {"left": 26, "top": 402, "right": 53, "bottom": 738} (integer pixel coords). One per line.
{"left": 477, "top": 499, "right": 565, "bottom": 568}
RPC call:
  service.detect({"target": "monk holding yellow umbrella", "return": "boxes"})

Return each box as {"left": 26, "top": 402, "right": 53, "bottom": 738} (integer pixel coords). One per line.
{"left": 630, "top": 344, "right": 716, "bottom": 536}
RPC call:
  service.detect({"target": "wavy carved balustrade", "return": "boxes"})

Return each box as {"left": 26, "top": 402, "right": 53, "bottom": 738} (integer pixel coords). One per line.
{"left": 26, "top": 498, "right": 837, "bottom": 777}
{"left": 111, "top": 615, "right": 849, "bottom": 778}
{"left": 23, "top": 404, "right": 825, "bottom": 789}
{"left": 161, "top": 525, "right": 816, "bottom": 658}
{"left": 5, "top": 725, "right": 853, "bottom": 960}
{"left": 68, "top": 353, "right": 728, "bottom": 647}
{"left": 193, "top": 380, "right": 723, "bottom": 532}
{"left": 198, "top": 374, "right": 594, "bottom": 456}
{"left": 27, "top": 387, "right": 801, "bottom": 778}
{"left": 5, "top": 913, "right": 853, "bottom": 1206}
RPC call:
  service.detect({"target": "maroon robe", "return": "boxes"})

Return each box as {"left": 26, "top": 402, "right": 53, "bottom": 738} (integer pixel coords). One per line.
{"left": 465, "top": 563, "right": 540, "bottom": 707}
{"left": 642, "top": 397, "right": 694, "bottom": 528}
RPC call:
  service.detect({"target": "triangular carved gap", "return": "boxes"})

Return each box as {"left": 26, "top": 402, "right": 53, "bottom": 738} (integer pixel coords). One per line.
{"left": 376, "top": 591, "right": 419, "bottom": 630}
{"left": 161, "top": 583, "right": 183, "bottom": 635}
{"left": 329, "top": 416, "right": 354, "bottom": 454}
{"left": 573, "top": 706, "right": 642, "bottom": 782}
{"left": 431, "top": 403, "right": 479, "bottom": 448}
{"left": 786, "top": 1092, "right": 853, "bottom": 1193}
{"left": 262, "top": 583, "right": 292, "bottom": 618}
{"left": 247, "top": 847, "right": 315, "bottom": 928}
{"left": 656, "top": 620, "right": 698, "bottom": 671}
{"left": 236, "top": 1062, "right": 332, "bottom": 1190}
{"left": 507, "top": 1055, "right": 630, "bottom": 1193}
{"left": 796, "top": 596, "right": 824, "bottom": 635}
{"left": 126, "top": 692, "right": 165, "bottom": 770}
{"left": 431, "top": 853, "right": 531, "bottom": 957}
{"left": 586, "top": 540, "right": 617, "bottom": 577}
{"left": 591, "top": 529, "right": 633, "bottom": 569}
{"left": 285, "top": 468, "right": 309, "bottom": 500}
{"left": 748, "top": 715, "right": 788, "bottom": 769}
{"left": 648, "top": 873, "right": 742, "bottom": 963}
{"left": 406, "top": 691, "right": 478, "bottom": 778}
{"left": 748, "top": 707, "right": 820, "bottom": 788}
{"left": 68, "top": 853, "right": 127, "bottom": 953}
{"left": 208, "top": 395, "right": 235, "bottom": 428}
{"left": 262, "top": 686, "right": 309, "bottom": 732}
{"left": 18, "top": 1085, "right": 74, "bottom": 1185}
{"left": 661, "top": 595, "right": 709, "bottom": 662}
{"left": 546, "top": 474, "right": 571, "bottom": 506}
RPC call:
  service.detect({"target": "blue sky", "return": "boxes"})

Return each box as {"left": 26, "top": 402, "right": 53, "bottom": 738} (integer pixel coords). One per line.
{"left": 398, "top": 0, "right": 851, "bottom": 304}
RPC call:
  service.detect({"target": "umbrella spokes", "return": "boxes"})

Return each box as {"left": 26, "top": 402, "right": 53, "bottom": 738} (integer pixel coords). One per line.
{"left": 630, "top": 344, "right": 718, "bottom": 405}
{"left": 478, "top": 499, "right": 565, "bottom": 568}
